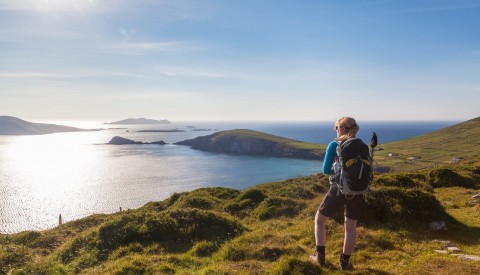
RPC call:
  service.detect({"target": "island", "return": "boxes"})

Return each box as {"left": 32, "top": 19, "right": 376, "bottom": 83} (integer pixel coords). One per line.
{"left": 104, "top": 118, "right": 171, "bottom": 125}
{"left": 0, "top": 116, "right": 101, "bottom": 135}
{"left": 107, "top": 136, "right": 166, "bottom": 145}
{"left": 137, "top": 129, "right": 185, "bottom": 133}
{"left": 175, "top": 129, "right": 325, "bottom": 160}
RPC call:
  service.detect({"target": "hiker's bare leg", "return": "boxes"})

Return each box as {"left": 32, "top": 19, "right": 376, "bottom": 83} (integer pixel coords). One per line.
{"left": 343, "top": 217, "right": 357, "bottom": 255}
{"left": 315, "top": 210, "right": 328, "bottom": 246}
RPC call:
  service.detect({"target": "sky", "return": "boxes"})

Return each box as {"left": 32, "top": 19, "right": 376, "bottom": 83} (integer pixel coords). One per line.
{"left": 0, "top": 0, "right": 479, "bottom": 122}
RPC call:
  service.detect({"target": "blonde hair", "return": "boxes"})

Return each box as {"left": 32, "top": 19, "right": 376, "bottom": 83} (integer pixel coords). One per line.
{"left": 335, "top": 117, "right": 359, "bottom": 141}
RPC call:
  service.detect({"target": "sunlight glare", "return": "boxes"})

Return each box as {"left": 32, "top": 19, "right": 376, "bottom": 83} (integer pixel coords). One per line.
{"left": 33, "top": 0, "right": 95, "bottom": 12}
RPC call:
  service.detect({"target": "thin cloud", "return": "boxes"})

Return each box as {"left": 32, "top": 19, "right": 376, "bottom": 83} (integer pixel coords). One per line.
{"left": 156, "top": 66, "right": 226, "bottom": 78}
{"left": 105, "top": 40, "right": 203, "bottom": 55}
{"left": 0, "top": 0, "right": 98, "bottom": 12}
{"left": 0, "top": 72, "right": 67, "bottom": 79}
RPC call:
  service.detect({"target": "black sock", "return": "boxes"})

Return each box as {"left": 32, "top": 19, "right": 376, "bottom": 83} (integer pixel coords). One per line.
{"left": 340, "top": 253, "right": 351, "bottom": 262}
{"left": 316, "top": 246, "right": 325, "bottom": 255}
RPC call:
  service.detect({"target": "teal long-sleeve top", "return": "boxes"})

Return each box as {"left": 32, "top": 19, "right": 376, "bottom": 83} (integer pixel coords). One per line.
{"left": 322, "top": 141, "right": 338, "bottom": 175}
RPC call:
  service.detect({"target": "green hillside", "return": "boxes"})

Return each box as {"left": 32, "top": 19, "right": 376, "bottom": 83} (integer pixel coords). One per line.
{"left": 1, "top": 160, "right": 479, "bottom": 274}
{"left": 176, "top": 129, "right": 326, "bottom": 160}
{"left": 1, "top": 118, "right": 480, "bottom": 274}
{"left": 375, "top": 117, "right": 480, "bottom": 171}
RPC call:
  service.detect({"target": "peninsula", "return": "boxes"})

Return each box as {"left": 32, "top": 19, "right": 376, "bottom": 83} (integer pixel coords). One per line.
{"left": 0, "top": 116, "right": 100, "bottom": 135}
{"left": 104, "top": 118, "right": 171, "bottom": 125}
{"left": 175, "top": 129, "right": 325, "bottom": 160}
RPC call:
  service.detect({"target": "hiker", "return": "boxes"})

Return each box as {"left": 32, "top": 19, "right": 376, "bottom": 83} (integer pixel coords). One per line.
{"left": 310, "top": 117, "right": 367, "bottom": 270}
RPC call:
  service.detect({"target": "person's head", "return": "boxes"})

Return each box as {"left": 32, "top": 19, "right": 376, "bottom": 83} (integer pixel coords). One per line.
{"left": 335, "top": 117, "right": 359, "bottom": 141}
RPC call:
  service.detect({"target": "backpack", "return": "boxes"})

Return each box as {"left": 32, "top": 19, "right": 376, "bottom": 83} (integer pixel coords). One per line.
{"left": 330, "top": 138, "right": 373, "bottom": 198}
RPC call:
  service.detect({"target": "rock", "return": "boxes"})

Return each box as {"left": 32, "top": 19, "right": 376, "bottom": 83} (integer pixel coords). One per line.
{"left": 429, "top": 221, "right": 447, "bottom": 231}
{"left": 447, "top": 246, "right": 461, "bottom": 254}
{"left": 456, "top": 254, "right": 480, "bottom": 262}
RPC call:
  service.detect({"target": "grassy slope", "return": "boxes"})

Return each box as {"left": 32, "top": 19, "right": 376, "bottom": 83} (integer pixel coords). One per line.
{"left": 374, "top": 117, "right": 480, "bottom": 171}
{"left": 1, "top": 161, "right": 479, "bottom": 274}
{"left": 208, "top": 129, "right": 324, "bottom": 151}
{"left": 1, "top": 119, "right": 480, "bottom": 274}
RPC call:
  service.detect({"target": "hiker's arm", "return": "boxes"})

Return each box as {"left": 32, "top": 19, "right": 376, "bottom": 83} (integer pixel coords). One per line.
{"left": 322, "top": 141, "right": 338, "bottom": 175}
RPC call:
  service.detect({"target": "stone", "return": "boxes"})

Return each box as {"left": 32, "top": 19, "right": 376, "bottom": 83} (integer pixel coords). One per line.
{"left": 429, "top": 221, "right": 447, "bottom": 231}
{"left": 456, "top": 254, "right": 480, "bottom": 262}
{"left": 447, "top": 246, "right": 461, "bottom": 254}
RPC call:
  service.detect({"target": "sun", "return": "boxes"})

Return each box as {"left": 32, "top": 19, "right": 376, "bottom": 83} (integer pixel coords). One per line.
{"left": 33, "top": 0, "right": 95, "bottom": 12}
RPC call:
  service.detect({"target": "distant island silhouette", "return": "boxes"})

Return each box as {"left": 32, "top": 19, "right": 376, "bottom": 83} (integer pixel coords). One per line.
{"left": 0, "top": 116, "right": 100, "bottom": 135}
{"left": 107, "top": 136, "right": 166, "bottom": 145}
{"left": 105, "top": 118, "right": 171, "bottom": 125}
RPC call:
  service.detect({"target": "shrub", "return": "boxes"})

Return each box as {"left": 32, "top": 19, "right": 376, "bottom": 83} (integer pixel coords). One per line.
{"left": 224, "top": 189, "right": 267, "bottom": 216}
{"left": 167, "top": 209, "right": 245, "bottom": 242}
{"left": 189, "top": 241, "right": 218, "bottom": 257}
{"left": 277, "top": 186, "right": 316, "bottom": 200}
{"left": 13, "top": 260, "right": 68, "bottom": 275}
{"left": 0, "top": 245, "right": 32, "bottom": 274}
{"left": 428, "top": 168, "right": 475, "bottom": 188}
{"left": 238, "top": 188, "right": 266, "bottom": 203}
{"left": 109, "top": 258, "right": 148, "bottom": 275}
{"left": 109, "top": 243, "right": 144, "bottom": 260}
{"left": 10, "top": 231, "right": 41, "bottom": 246}
{"left": 174, "top": 195, "right": 216, "bottom": 210}
{"left": 194, "top": 187, "right": 240, "bottom": 200}
{"left": 97, "top": 213, "right": 179, "bottom": 250}
{"left": 363, "top": 187, "right": 447, "bottom": 227}
{"left": 254, "top": 198, "right": 305, "bottom": 220}
{"left": 373, "top": 173, "right": 431, "bottom": 192}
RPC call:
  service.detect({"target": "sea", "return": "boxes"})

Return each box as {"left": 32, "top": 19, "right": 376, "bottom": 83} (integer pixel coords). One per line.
{"left": 0, "top": 120, "right": 458, "bottom": 234}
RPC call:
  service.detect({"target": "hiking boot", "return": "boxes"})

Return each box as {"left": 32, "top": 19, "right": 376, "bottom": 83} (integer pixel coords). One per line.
{"left": 309, "top": 251, "right": 326, "bottom": 266}
{"left": 339, "top": 258, "right": 353, "bottom": 271}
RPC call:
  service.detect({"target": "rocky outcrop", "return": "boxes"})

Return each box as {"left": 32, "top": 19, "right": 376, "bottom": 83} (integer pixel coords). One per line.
{"left": 107, "top": 136, "right": 166, "bottom": 145}
{"left": 175, "top": 129, "right": 324, "bottom": 160}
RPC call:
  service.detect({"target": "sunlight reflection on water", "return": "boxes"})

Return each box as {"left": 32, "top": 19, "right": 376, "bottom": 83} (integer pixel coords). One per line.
{"left": 0, "top": 128, "right": 320, "bottom": 233}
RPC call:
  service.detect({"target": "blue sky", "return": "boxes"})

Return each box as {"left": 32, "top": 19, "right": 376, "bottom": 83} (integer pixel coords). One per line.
{"left": 0, "top": 0, "right": 479, "bottom": 121}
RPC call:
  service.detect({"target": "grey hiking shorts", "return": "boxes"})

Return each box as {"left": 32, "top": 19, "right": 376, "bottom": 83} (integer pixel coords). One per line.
{"left": 318, "top": 185, "right": 366, "bottom": 220}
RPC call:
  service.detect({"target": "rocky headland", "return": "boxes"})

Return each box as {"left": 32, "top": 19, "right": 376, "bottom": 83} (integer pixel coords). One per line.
{"left": 175, "top": 129, "right": 325, "bottom": 160}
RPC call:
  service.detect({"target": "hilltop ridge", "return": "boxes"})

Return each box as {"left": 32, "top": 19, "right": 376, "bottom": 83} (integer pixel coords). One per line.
{"left": 375, "top": 116, "right": 480, "bottom": 171}
{"left": 0, "top": 116, "right": 98, "bottom": 135}
{"left": 105, "top": 118, "right": 171, "bottom": 125}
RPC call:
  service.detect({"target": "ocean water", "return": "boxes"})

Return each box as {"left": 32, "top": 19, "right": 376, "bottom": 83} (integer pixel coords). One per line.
{"left": 0, "top": 120, "right": 457, "bottom": 233}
